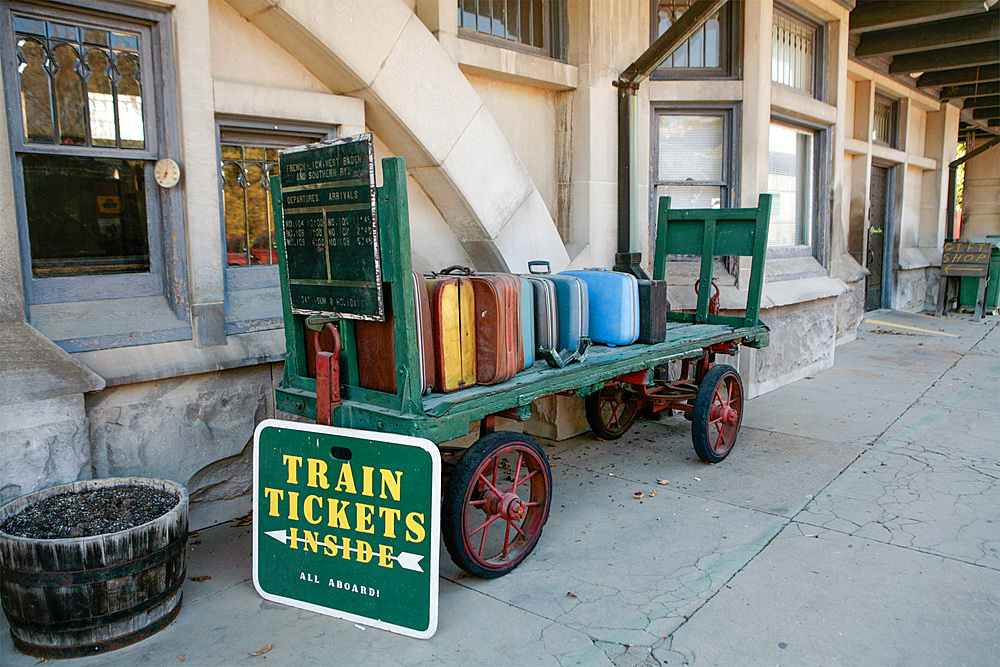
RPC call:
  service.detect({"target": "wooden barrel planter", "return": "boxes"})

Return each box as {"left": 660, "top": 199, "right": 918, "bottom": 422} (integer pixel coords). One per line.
{"left": 0, "top": 478, "right": 188, "bottom": 659}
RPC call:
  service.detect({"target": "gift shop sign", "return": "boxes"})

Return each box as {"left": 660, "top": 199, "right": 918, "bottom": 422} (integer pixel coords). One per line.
{"left": 253, "top": 420, "right": 440, "bottom": 638}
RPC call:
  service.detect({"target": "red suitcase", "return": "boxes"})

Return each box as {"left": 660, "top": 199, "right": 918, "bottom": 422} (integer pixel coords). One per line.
{"left": 355, "top": 271, "right": 435, "bottom": 395}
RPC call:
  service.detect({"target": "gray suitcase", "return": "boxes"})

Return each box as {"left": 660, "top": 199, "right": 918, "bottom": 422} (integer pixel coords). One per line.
{"left": 526, "top": 261, "right": 591, "bottom": 367}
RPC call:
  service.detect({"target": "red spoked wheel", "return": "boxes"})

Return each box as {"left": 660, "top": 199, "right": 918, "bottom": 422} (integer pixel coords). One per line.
{"left": 585, "top": 384, "right": 639, "bottom": 440}
{"left": 691, "top": 364, "right": 744, "bottom": 463}
{"left": 442, "top": 431, "right": 552, "bottom": 578}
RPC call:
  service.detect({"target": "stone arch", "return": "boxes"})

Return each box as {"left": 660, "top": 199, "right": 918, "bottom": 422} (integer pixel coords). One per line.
{"left": 227, "top": 0, "right": 569, "bottom": 272}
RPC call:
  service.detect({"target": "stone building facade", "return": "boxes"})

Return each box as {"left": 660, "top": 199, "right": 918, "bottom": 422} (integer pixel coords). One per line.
{"left": 0, "top": 0, "right": 990, "bottom": 527}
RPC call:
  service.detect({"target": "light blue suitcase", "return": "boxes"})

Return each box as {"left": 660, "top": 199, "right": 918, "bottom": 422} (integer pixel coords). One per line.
{"left": 560, "top": 268, "right": 639, "bottom": 346}
{"left": 519, "top": 276, "right": 535, "bottom": 368}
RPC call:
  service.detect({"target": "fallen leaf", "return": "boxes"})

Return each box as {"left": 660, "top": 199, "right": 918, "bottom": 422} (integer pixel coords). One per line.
{"left": 192, "top": 540, "right": 202, "bottom": 545}
{"left": 189, "top": 576, "right": 211, "bottom": 582}
{"left": 694, "top": 477, "right": 701, "bottom": 482}
{"left": 189, "top": 532, "right": 199, "bottom": 538}
{"left": 566, "top": 591, "right": 578, "bottom": 598}
{"left": 649, "top": 490, "right": 656, "bottom": 497}
{"left": 656, "top": 479, "right": 669, "bottom": 485}
{"left": 633, "top": 491, "right": 644, "bottom": 499}
{"left": 458, "top": 572, "right": 472, "bottom": 579}
{"left": 233, "top": 511, "right": 253, "bottom": 527}
{"left": 249, "top": 643, "right": 272, "bottom": 657}
{"left": 178, "top": 655, "right": 185, "bottom": 662}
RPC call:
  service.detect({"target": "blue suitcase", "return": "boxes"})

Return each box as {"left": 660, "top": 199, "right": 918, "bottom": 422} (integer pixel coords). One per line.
{"left": 560, "top": 268, "right": 639, "bottom": 346}
{"left": 519, "top": 276, "right": 535, "bottom": 368}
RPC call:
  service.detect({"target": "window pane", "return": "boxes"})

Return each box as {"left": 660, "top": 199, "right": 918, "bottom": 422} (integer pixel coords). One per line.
{"left": 772, "top": 12, "right": 814, "bottom": 94}
{"left": 873, "top": 96, "right": 896, "bottom": 147}
{"left": 462, "top": 1, "right": 546, "bottom": 51}
{"left": 656, "top": 184, "right": 722, "bottom": 209}
{"left": 767, "top": 124, "right": 813, "bottom": 247}
{"left": 219, "top": 128, "right": 323, "bottom": 267}
{"left": 86, "top": 48, "right": 115, "bottom": 147}
{"left": 22, "top": 154, "right": 150, "bottom": 276}
{"left": 14, "top": 16, "right": 145, "bottom": 149}
{"left": 17, "top": 38, "right": 55, "bottom": 143}
{"left": 657, "top": 115, "right": 723, "bottom": 182}
{"left": 115, "top": 52, "right": 144, "bottom": 149}
{"left": 656, "top": 1, "right": 722, "bottom": 70}
{"left": 53, "top": 43, "right": 86, "bottom": 145}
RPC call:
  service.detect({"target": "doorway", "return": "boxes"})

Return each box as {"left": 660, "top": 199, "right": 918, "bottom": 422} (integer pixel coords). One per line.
{"left": 865, "top": 164, "right": 892, "bottom": 310}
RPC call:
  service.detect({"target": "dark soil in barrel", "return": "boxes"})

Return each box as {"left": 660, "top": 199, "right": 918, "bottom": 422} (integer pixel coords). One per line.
{"left": 1, "top": 486, "right": 179, "bottom": 539}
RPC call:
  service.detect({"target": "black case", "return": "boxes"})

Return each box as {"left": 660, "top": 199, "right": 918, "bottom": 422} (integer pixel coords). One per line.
{"left": 637, "top": 279, "right": 669, "bottom": 344}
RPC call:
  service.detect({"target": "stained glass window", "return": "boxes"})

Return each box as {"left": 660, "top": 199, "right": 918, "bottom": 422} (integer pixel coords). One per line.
{"left": 13, "top": 15, "right": 144, "bottom": 149}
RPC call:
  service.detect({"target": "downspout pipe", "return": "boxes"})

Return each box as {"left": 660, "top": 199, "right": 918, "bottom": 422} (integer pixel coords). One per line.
{"left": 613, "top": 0, "right": 729, "bottom": 278}
{"left": 946, "top": 134, "right": 999, "bottom": 240}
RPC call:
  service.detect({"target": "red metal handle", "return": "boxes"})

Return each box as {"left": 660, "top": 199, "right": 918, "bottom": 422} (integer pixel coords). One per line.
{"left": 694, "top": 278, "right": 721, "bottom": 316}
{"left": 315, "top": 323, "right": 342, "bottom": 426}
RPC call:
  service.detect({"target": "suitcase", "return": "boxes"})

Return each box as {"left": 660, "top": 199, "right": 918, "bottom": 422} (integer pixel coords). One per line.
{"left": 519, "top": 276, "right": 536, "bottom": 369}
{"left": 560, "top": 268, "right": 639, "bottom": 346}
{"left": 427, "top": 270, "right": 476, "bottom": 393}
{"left": 528, "top": 261, "right": 589, "bottom": 355}
{"left": 522, "top": 272, "right": 558, "bottom": 354}
{"left": 637, "top": 279, "right": 669, "bottom": 344}
{"left": 448, "top": 267, "right": 522, "bottom": 385}
{"left": 355, "top": 272, "right": 436, "bottom": 394}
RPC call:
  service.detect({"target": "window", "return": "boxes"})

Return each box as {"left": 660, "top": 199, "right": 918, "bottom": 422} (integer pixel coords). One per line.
{"left": 872, "top": 94, "right": 898, "bottom": 148}
{"left": 767, "top": 122, "right": 814, "bottom": 247}
{"left": 458, "top": 0, "right": 564, "bottom": 59}
{"left": 653, "top": 109, "right": 734, "bottom": 210}
{"left": 771, "top": 8, "right": 820, "bottom": 97}
{"left": 217, "top": 124, "right": 328, "bottom": 332}
{"left": 652, "top": 0, "right": 734, "bottom": 77}
{"left": 2, "top": 1, "right": 186, "bottom": 351}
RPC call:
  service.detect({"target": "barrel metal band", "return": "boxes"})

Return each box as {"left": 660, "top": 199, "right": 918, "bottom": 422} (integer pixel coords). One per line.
{"left": 10, "top": 592, "right": 183, "bottom": 659}
{"left": 3, "top": 566, "right": 186, "bottom": 632}
{"left": 0, "top": 533, "right": 186, "bottom": 587}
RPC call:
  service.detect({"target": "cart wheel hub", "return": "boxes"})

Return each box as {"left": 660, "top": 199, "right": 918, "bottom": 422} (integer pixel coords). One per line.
{"left": 481, "top": 490, "right": 527, "bottom": 521}
{"left": 713, "top": 405, "right": 739, "bottom": 424}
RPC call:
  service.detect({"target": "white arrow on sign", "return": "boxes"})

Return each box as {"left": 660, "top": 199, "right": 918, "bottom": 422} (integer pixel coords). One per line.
{"left": 264, "top": 529, "right": 424, "bottom": 573}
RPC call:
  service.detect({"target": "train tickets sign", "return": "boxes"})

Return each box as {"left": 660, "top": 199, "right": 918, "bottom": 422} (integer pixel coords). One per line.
{"left": 278, "top": 133, "right": 384, "bottom": 321}
{"left": 941, "top": 241, "right": 991, "bottom": 277}
{"left": 252, "top": 420, "right": 440, "bottom": 638}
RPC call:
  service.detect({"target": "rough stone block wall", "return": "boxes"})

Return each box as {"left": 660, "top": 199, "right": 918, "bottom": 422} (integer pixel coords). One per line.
{"left": 0, "top": 395, "right": 91, "bottom": 503}
{"left": 86, "top": 365, "right": 274, "bottom": 498}
{"left": 750, "top": 297, "right": 837, "bottom": 395}
{"left": 895, "top": 268, "right": 929, "bottom": 313}
{"left": 836, "top": 279, "right": 865, "bottom": 343}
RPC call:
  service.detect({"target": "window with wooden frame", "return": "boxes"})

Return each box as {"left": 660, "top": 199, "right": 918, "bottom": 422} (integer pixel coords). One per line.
{"left": 767, "top": 121, "right": 816, "bottom": 248}
{"left": 771, "top": 7, "right": 824, "bottom": 99}
{"left": 653, "top": 107, "right": 736, "bottom": 211}
{"left": 872, "top": 94, "right": 898, "bottom": 148}
{"left": 651, "top": 0, "right": 737, "bottom": 79}
{"left": 457, "top": 0, "right": 565, "bottom": 60}
{"left": 1, "top": 1, "right": 187, "bottom": 351}
{"left": 217, "top": 123, "right": 331, "bottom": 332}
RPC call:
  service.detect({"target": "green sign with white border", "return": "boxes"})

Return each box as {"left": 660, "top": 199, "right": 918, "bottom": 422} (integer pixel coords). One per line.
{"left": 253, "top": 419, "right": 440, "bottom": 638}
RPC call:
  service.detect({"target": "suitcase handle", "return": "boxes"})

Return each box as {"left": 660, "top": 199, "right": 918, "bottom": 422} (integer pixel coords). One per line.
{"left": 437, "top": 265, "right": 474, "bottom": 276}
{"left": 540, "top": 337, "right": 592, "bottom": 368}
{"left": 528, "top": 260, "right": 551, "bottom": 275}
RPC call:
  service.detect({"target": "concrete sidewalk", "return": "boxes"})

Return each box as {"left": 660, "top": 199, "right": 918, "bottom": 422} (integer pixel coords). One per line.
{"left": 3, "top": 311, "right": 997, "bottom": 666}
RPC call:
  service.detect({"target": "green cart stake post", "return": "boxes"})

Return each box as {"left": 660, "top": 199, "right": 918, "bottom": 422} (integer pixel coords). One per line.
{"left": 253, "top": 420, "right": 440, "bottom": 639}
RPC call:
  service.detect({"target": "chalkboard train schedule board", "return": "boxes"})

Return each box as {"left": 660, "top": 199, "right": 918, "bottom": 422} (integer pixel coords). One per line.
{"left": 278, "top": 133, "right": 383, "bottom": 321}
